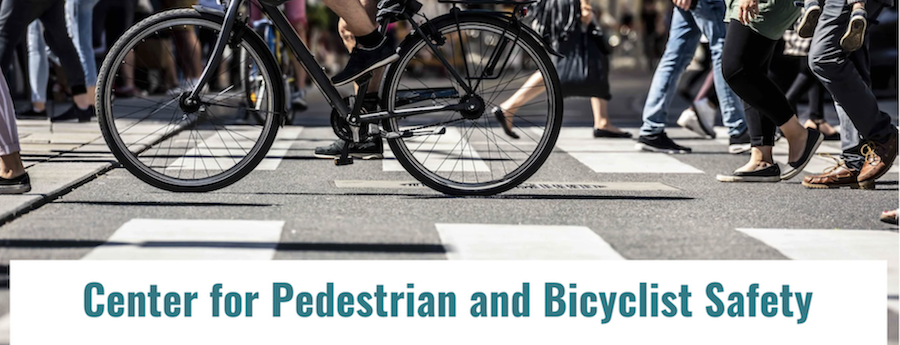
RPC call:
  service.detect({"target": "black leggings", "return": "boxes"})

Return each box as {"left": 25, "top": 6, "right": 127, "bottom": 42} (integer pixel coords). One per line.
{"left": 0, "top": 0, "right": 87, "bottom": 95}
{"left": 722, "top": 20, "right": 795, "bottom": 147}
{"left": 785, "top": 56, "right": 826, "bottom": 121}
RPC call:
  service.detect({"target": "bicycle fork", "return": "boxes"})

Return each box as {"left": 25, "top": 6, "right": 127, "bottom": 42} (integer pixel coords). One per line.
{"left": 190, "top": 0, "right": 242, "bottom": 102}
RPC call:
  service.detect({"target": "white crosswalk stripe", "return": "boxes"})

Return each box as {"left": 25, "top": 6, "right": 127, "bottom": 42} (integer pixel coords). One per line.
{"left": 547, "top": 128, "right": 703, "bottom": 173}
{"left": 166, "top": 127, "right": 303, "bottom": 172}
{"left": 737, "top": 228, "right": 899, "bottom": 313}
{"left": 383, "top": 127, "right": 491, "bottom": 172}
{"left": 83, "top": 219, "right": 285, "bottom": 260}
{"left": 436, "top": 223, "right": 625, "bottom": 260}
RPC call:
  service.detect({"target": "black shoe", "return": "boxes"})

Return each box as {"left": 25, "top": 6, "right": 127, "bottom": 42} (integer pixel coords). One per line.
{"left": 314, "top": 138, "right": 384, "bottom": 160}
{"left": 331, "top": 40, "right": 399, "bottom": 87}
{"left": 636, "top": 132, "right": 692, "bottom": 153}
{"left": 492, "top": 107, "right": 519, "bottom": 139}
{"left": 728, "top": 130, "right": 751, "bottom": 154}
{"left": 17, "top": 108, "right": 47, "bottom": 119}
{"left": 0, "top": 173, "right": 31, "bottom": 194}
{"left": 593, "top": 128, "right": 633, "bottom": 138}
{"left": 716, "top": 164, "right": 781, "bottom": 182}
{"left": 781, "top": 127, "right": 824, "bottom": 180}
{"left": 51, "top": 105, "right": 93, "bottom": 123}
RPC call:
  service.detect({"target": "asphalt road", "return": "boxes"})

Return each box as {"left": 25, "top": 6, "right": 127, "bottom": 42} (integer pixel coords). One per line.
{"left": 0, "top": 69, "right": 897, "bottom": 343}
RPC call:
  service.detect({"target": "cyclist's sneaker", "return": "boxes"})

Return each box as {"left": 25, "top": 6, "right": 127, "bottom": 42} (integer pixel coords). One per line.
{"left": 840, "top": 8, "right": 867, "bottom": 52}
{"left": 0, "top": 173, "right": 31, "bottom": 194}
{"left": 314, "top": 138, "right": 384, "bottom": 160}
{"left": 51, "top": 105, "right": 93, "bottom": 123}
{"left": 291, "top": 89, "right": 308, "bottom": 112}
{"left": 331, "top": 39, "right": 399, "bottom": 86}
{"left": 797, "top": 0, "right": 821, "bottom": 38}
{"left": 728, "top": 130, "right": 752, "bottom": 154}
{"left": 636, "top": 132, "right": 692, "bottom": 154}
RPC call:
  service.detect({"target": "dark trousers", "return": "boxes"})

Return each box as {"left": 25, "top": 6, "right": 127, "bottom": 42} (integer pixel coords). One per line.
{"left": 785, "top": 56, "right": 826, "bottom": 121}
{"left": 809, "top": 0, "right": 893, "bottom": 170}
{"left": 92, "top": 0, "right": 136, "bottom": 51}
{"left": 0, "top": 0, "right": 87, "bottom": 95}
{"left": 722, "top": 20, "right": 794, "bottom": 147}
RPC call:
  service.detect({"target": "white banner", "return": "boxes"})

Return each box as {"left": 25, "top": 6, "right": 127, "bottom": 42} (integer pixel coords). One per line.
{"left": 10, "top": 261, "right": 885, "bottom": 344}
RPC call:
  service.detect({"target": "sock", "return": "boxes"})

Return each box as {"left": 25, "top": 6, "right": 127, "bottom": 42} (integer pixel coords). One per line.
{"left": 356, "top": 30, "right": 383, "bottom": 49}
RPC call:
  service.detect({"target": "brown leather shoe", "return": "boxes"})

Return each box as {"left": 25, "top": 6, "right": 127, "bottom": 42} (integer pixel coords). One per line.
{"left": 802, "top": 157, "right": 870, "bottom": 189}
{"left": 858, "top": 130, "right": 899, "bottom": 183}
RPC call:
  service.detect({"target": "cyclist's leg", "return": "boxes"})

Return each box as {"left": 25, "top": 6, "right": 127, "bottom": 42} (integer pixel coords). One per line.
{"left": 336, "top": 0, "right": 381, "bottom": 93}
{"left": 323, "top": 0, "right": 397, "bottom": 86}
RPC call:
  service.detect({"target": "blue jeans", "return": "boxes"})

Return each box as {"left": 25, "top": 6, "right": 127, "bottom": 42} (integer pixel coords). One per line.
{"left": 639, "top": 0, "right": 746, "bottom": 137}
{"left": 27, "top": 0, "right": 99, "bottom": 103}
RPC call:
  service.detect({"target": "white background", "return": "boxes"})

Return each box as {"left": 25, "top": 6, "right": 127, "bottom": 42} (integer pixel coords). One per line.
{"left": 10, "top": 261, "right": 886, "bottom": 344}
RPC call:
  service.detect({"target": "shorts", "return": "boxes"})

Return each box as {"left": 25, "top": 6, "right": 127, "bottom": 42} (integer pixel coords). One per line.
{"left": 161, "top": 0, "right": 198, "bottom": 9}
{"left": 250, "top": 0, "right": 306, "bottom": 26}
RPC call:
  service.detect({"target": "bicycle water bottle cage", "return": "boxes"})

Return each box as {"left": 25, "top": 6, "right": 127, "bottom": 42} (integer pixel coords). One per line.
{"left": 376, "top": 0, "right": 423, "bottom": 23}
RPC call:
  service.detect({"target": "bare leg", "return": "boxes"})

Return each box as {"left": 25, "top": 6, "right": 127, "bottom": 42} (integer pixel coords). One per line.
{"left": 32, "top": 102, "right": 45, "bottom": 112}
{"left": 591, "top": 98, "right": 625, "bottom": 133}
{"left": 779, "top": 116, "right": 810, "bottom": 162}
{"left": 321, "top": 0, "right": 376, "bottom": 36}
{"left": 497, "top": 72, "right": 546, "bottom": 129}
{"left": 0, "top": 152, "right": 25, "bottom": 179}
{"left": 173, "top": 30, "right": 203, "bottom": 81}
{"left": 735, "top": 146, "right": 775, "bottom": 172}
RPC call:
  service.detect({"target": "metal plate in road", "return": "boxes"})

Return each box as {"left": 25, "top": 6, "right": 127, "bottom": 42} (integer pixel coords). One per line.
{"left": 333, "top": 180, "right": 679, "bottom": 191}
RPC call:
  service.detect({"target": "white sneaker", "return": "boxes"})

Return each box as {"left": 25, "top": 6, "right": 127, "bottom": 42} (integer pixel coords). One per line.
{"left": 676, "top": 108, "right": 707, "bottom": 138}
{"left": 692, "top": 98, "right": 717, "bottom": 138}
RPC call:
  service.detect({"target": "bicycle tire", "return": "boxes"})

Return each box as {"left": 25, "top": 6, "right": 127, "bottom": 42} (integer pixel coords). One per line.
{"left": 382, "top": 14, "right": 563, "bottom": 196}
{"left": 96, "top": 8, "right": 284, "bottom": 192}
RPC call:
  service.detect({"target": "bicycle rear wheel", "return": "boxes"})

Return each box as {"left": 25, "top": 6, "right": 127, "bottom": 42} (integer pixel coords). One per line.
{"left": 96, "top": 8, "right": 284, "bottom": 192}
{"left": 382, "top": 14, "right": 563, "bottom": 196}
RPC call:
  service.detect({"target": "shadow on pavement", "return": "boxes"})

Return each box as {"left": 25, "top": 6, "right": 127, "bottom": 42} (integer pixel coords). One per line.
{"left": 0, "top": 239, "right": 444, "bottom": 253}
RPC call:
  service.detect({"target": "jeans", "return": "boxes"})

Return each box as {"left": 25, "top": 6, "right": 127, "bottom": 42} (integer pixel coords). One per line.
{"left": 639, "top": 0, "right": 746, "bottom": 137}
{"left": 809, "top": 0, "right": 893, "bottom": 170}
{"left": 27, "top": 0, "right": 99, "bottom": 103}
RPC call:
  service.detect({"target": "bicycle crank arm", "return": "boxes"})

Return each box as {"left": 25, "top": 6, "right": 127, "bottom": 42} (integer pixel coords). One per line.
{"left": 358, "top": 104, "right": 468, "bottom": 122}
{"left": 381, "top": 126, "right": 446, "bottom": 139}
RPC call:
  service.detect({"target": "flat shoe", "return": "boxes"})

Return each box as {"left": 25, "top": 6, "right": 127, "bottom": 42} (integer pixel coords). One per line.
{"left": 492, "top": 107, "right": 519, "bottom": 139}
{"left": 593, "top": 128, "right": 633, "bottom": 138}
{"left": 781, "top": 128, "right": 824, "bottom": 180}
{"left": 716, "top": 164, "right": 781, "bottom": 182}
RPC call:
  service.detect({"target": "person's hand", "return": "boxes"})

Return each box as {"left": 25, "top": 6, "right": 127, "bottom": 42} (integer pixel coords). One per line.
{"left": 672, "top": 0, "right": 692, "bottom": 11}
{"left": 737, "top": 0, "right": 759, "bottom": 24}
{"left": 581, "top": 0, "right": 594, "bottom": 25}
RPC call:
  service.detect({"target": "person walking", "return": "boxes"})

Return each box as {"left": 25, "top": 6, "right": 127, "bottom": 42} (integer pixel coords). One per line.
{"left": 636, "top": 0, "right": 748, "bottom": 154}
{"left": 799, "top": 0, "right": 897, "bottom": 189}
{"left": 26, "top": 0, "right": 101, "bottom": 122}
{"left": 493, "top": 0, "right": 632, "bottom": 140}
{"left": 715, "top": 0, "right": 824, "bottom": 182}
{"left": 0, "top": 0, "right": 93, "bottom": 123}
{"left": 780, "top": 22, "right": 839, "bottom": 140}
{"left": 0, "top": 69, "right": 30, "bottom": 194}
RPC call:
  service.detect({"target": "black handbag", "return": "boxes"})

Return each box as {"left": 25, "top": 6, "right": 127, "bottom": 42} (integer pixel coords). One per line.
{"left": 555, "top": 25, "right": 611, "bottom": 99}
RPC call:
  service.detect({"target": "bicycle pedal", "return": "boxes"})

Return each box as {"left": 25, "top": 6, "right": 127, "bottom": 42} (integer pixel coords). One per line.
{"left": 334, "top": 156, "right": 354, "bottom": 166}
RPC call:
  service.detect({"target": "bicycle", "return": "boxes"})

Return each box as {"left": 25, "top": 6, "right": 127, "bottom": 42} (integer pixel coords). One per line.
{"left": 96, "top": 0, "right": 563, "bottom": 196}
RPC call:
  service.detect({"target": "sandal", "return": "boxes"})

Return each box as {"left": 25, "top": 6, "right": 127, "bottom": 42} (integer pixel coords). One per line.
{"left": 880, "top": 209, "right": 898, "bottom": 225}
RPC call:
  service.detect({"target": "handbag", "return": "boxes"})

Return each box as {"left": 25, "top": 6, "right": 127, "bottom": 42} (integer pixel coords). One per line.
{"left": 555, "top": 24, "right": 611, "bottom": 99}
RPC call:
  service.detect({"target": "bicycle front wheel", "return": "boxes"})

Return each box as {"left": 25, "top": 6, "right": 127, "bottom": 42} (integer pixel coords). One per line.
{"left": 382, "top": 14, "right": 563, "bottom": 196}
{"left": 96, "top": 8, "right": 284, "bottom": 192}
